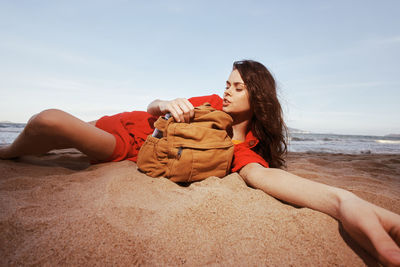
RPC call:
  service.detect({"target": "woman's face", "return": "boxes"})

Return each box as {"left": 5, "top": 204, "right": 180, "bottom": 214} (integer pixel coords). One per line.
{"left": 223, "top": 69, "right": 252, "bottom": 118}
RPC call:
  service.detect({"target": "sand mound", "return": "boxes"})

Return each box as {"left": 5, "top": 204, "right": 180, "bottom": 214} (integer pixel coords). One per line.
{"left": 1, "top": 150, "right": 399, "bottom": 265}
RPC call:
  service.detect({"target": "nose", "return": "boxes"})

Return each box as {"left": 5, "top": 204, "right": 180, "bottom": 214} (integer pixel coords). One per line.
{"left": 224, "top": 86, "right": 233, "bottom": 96}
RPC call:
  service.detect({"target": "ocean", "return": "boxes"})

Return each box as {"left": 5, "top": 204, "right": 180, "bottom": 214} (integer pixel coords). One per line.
{"left": 1, "top": 122, "right": 400, "bottom": 154}
{"left": 0, "top": 122, "right": 26, "bottom": 145}
{"left": 287, "top": 132, "right": 400, "bottom": 154}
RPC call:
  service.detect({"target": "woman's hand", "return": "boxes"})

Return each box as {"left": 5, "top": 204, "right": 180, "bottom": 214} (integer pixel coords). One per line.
{"left": 338, "top": 194, "right": 400, "bottom": 266}
{"left": 159, "top": 98, "right": 194, "bottom": 123}
{"left": 147, "top": 98, "right": 194, "bottom": 123}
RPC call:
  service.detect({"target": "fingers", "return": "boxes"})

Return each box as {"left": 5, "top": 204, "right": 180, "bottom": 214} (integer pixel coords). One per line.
{"left": 367, "top": 213, "right": 400, "bottom": 266}
{"left": 164, "top": 98, "right": 194, "bottom": 123}
{"left": 374, "top": 204, "right": 400, "bottom": 246}
{"left": 365, "top": 220, "right": 400, "bottom": 266}
{"left": 352, "top": 205, "right": 400, "bottom": 266}
{"left": 340, "top": 197, "right": 400, "bottom": 266}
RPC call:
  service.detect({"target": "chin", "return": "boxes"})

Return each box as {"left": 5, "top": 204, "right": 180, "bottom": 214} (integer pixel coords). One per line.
{"left": 222, "top": 106, "right": 230, "bottom": 113}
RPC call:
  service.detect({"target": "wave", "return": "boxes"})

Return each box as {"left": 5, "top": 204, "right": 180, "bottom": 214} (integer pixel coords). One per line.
{"left": 375, "top": 140, "right": 400, "bottom": 144}
{"left": 0, "top": 129, "right": 24, "bottom": 133}
{"left": 290, "top": 137, "right": 341, "bottom": 142}
{"left": 322, "top": 138, "right": 339, "bottom": 141}
{"left": 290, "top": 137, "right": 315, "bottom": 141}
{"left": 288, "top": 146, "right": 399, "bottom": 154}
{"left": 0, "top": 123, "right": 26, "bottom": 129}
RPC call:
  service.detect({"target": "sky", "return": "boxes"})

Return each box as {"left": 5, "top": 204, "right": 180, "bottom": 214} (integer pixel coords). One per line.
{"left": 0, "top": 0, "right": 399, "bottom": 136}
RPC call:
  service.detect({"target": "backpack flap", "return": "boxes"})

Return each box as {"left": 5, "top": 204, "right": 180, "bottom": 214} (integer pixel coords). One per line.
{"left": 165, "top": 104, "right": 234, "bottom": 182}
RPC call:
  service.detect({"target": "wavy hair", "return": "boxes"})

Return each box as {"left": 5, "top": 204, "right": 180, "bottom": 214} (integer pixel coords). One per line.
{"left": 233, "top": 60, "right": 288, "bottom": 168}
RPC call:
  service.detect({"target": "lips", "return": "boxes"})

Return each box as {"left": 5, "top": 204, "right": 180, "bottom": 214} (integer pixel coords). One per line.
{"left": 223, "top": 98, "right": 231, "bottom": 106}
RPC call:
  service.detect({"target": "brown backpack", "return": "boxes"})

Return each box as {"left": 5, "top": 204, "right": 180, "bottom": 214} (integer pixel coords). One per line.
{"left": 137, "top": 103, "right": 234, "bottom": 183}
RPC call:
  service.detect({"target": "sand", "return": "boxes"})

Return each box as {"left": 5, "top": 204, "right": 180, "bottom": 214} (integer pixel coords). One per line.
{"left": 1, "top": 150, "right": 399, "bottom": 266}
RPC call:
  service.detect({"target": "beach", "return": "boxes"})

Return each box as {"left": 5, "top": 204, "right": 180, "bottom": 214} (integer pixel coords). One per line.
{"left": 1, "top": 150, "right": 399, "bottom": 266}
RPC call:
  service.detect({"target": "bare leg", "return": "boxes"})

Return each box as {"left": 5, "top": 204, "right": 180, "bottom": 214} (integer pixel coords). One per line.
{"left": 0, "top": 109, "right": 115, "bottom": 162}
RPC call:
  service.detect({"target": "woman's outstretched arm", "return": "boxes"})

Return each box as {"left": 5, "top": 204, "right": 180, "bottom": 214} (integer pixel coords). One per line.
{"left": 239, "top": 163, "right": 400, "bottom": 266}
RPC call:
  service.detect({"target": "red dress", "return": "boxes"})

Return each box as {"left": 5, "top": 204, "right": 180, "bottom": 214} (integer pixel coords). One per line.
{"left": 95, "top": 94, "right": 268, "bottom": 172}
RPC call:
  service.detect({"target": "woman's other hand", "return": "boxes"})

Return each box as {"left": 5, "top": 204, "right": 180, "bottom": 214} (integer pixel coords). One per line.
{"left": 339, "top": 194, "right": 400, "bottom": 266}
{"left": 147, "top": 98, "right": 194, "bottom": 123}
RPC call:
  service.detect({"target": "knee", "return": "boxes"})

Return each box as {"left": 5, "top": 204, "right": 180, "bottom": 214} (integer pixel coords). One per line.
{"left": 25, "top": 109, "right": 66, "bottom": 136}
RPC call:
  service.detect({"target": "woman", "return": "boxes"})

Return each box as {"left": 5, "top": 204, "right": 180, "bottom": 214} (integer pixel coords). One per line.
{"left": 1, "top": 60, "right": 399, "bottom": 266}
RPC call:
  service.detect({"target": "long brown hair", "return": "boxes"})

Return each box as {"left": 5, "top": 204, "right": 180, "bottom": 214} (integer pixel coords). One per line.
{"left": 233, "top": 60, "right": 288, "bottom": 168}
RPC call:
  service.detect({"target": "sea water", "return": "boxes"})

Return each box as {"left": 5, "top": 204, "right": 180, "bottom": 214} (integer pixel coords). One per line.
{"left": 0, "top": 122, "right": 26, "bottom": 145}
{"left": 288, "top": 132, "right": 400, "bottom": 154}
{"left": 1, "top": 122, "right": 400, "bottom": 154}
